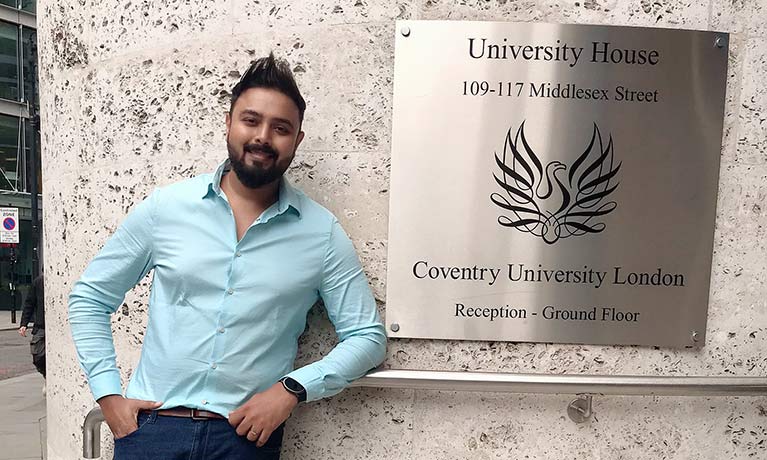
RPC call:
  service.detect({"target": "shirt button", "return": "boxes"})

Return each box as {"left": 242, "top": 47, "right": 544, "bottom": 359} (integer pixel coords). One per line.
{"left": 202, "top": 400, "right": 208, "bottom": 405}
{"left": 235, "top": 251, "right": 242, "bottom": 257}
{"left": 227, "top": 288, "right": 234, "bottom": 295}
{"left": 211, "top": 362, "right": 217, "bottom": 369}
{"left": 217, "top": 327, "right": 225, "bottom": 334}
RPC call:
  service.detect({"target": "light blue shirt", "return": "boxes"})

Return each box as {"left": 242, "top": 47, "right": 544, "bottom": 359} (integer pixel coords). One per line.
{"left": 69, "top": 160, "right": 387, "bottom": 416}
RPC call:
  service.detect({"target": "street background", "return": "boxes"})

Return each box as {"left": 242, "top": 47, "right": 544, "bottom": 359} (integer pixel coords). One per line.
{"left": 0, "top": 314, "right": 47, "bottom": 460}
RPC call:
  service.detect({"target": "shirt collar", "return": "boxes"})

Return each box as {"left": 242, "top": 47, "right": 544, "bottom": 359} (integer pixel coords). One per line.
{"left": 203, "top": 159, "right": 302, "bottom": 217}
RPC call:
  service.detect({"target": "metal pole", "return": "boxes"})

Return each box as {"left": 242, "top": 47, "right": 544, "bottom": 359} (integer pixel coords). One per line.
{"left": 26, "top": 31, "right": 39, "bottom": 281}
{"left": 350, "top": 369, "right": 767, "bottom": 396}
{"left": 9, "top": 246, "right": 16, "bottom": 323}
{"left": 83, "top": 408, "right": 104, "bottom": 459}
{"left": 82, "top": 370, "right": 767, "bottom": 457}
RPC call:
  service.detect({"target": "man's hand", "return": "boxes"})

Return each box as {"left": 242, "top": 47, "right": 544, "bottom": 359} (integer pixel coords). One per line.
{"left": 97, "top": 395, "right": 163, "bottom": 439}
{"left": 229, "top": 382, "right": 298, "bottom": 447}
{"left": 17, "top": 326, "right": 27, "bottom": 337}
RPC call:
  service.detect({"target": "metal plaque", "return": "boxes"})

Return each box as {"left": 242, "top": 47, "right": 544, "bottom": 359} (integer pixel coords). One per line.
{"left": 386, "top": 20, "right": 728, "bottom": 347}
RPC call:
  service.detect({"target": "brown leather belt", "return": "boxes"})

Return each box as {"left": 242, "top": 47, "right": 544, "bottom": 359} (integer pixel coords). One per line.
{"left": 141, "top": 407, "right": 226, "bottom": 420}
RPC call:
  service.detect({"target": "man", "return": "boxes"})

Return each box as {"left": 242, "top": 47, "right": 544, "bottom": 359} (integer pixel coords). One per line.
{"left": 19, "top": 274, "right": 46, "bottom": 381}
{"left": 69, "top": 53, "right": 387, "bottom": 459}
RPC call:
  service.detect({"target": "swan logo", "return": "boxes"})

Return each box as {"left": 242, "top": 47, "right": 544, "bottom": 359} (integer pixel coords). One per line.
{"left": 490, "top": 122, "right": 622, "bottom": 244}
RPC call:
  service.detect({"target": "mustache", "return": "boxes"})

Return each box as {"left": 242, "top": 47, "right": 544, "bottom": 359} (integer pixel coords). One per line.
{"left": 243, "top": 143, "right": 277, "bottom": 157}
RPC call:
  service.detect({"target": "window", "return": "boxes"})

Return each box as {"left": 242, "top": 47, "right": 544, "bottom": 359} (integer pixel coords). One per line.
{"left": 0, "top": 22, "right": 38, "bottom": 108}
{"left": 0, "top": 1, "right": 36, "bottom": 13}
{"left": 0, "top": 113, "right": 19, "bottom": 191}
{"left": 0, "top": 21, "right": 18, "bottom": 101}
{"left": 20, "top": 0, "right": 35, "bottom": 14}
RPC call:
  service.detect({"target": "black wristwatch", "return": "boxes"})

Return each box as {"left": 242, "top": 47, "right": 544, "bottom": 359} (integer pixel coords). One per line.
{"left": 279, "top": 377, "right": 307, "bottom": 403}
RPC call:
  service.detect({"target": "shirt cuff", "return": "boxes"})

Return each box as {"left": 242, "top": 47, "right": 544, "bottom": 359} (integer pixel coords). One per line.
{"left": 89, "top": 370, "right": 123, "bottom": 401}
{"left": 285, "top": 366, "right": 325, "bottom": 403}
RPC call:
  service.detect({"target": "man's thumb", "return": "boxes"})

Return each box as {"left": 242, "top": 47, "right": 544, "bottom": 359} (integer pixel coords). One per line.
{"left": 134, "top": 399, "right": 163, "bottom": 410}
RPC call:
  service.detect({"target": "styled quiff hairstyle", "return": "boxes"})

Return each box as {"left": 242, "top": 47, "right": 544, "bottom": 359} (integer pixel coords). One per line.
{"left": 229, "top": 52, "right": 306, "bottom": 123}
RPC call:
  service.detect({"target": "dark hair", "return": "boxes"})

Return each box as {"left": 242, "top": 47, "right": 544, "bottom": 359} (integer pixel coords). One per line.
{"left": 230, "top": 52, "right": 306, "bottom": 123}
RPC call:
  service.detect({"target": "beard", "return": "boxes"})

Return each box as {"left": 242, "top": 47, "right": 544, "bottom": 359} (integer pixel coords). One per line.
{"left": 227, "top": 139, "right": 289, "bottom": 189}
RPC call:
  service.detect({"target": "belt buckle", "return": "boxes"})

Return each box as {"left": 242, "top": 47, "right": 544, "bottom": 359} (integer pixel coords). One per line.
{"left": 190, "top": 409, "right": 206, "bottom": 421}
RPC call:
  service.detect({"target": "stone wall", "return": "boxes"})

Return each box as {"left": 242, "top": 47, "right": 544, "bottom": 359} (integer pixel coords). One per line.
{"left": 38, "top": 1, "right": 766, "bottom": 458}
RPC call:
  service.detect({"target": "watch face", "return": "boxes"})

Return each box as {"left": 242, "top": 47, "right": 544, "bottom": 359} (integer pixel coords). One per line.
{"left": 282, "top": 377, "right": 307, "bottom": 402}
{"left": 284, "top": 378, "right": 303, "bottom": 393}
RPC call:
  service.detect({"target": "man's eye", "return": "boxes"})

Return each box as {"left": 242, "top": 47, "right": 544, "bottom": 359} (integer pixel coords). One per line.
{"left": 275, "top": 126, "right": 289, "bottom": 134}
{"left": 243, "top": 118, "right": 257, "bottom": 124}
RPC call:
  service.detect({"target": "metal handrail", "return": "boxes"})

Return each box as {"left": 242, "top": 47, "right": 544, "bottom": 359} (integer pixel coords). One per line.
{"left": 350, "top": 369, "right": 767, "bottom": 396}
{"left": 82, "top": 369, "right": 767, "bottom": 458}
{"left": 83, "top": 407, "right": 105, "bottom": 459}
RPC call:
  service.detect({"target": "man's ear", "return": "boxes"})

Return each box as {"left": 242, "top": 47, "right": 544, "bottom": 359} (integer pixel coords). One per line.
{"left": 225, "top": 112, "right": 231, "bottom": 137}
{"left": 295, "top": 131, "right": 305, "bottom": 151}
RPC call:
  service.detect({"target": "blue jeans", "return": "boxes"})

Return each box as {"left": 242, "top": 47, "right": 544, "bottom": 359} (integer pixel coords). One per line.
{"left": 113, "top": 411, "right": 283, "bottom": 460}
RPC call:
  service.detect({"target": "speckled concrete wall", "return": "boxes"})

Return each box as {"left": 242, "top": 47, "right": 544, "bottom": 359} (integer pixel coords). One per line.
{"left": 37, "top": 1, "right": 766, "bottom": 459}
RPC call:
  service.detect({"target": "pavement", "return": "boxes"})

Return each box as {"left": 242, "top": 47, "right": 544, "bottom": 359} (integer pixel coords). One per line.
{"left": 0, "top": 314, "right": 47, "bottom": 460}
{"left": 0, "top": 310, "right": 23, "bottom": 331}
{"left": 0, "top": 372, "right": 46, "bottom": 460}
{"left": 0, "top": 330, "right": 37, "bottom": 381}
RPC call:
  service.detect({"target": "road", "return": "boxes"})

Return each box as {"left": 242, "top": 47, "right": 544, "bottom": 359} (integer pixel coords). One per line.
{"left": 0, "top": 328, "right": 37, "bottom": 381}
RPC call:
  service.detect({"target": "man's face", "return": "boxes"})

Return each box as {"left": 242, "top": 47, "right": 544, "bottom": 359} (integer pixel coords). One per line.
{"left": 226, "top": 87, "right": 304, "bottom": 189}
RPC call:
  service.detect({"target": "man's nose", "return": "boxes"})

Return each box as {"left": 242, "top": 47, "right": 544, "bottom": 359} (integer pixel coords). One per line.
{"left": 253, "top": 124, "right": 272, "bottom": 145}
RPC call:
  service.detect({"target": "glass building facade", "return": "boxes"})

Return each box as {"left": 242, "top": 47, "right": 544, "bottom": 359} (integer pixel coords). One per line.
{"left": 0, "top": 0, "right": 39, "bottom": 313}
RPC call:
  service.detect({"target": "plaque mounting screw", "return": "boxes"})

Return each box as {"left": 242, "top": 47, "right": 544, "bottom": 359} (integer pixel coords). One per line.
{"left": 691, "top": 330, "right": 700, "bottom": 342}
{"left": 567, "top": 394, "right": 593, "bottom": 424}
{"left": 390, "top": 323, "right": 400, "bottom": 332}
{"left": 400, "top": 26, "right": 411, "bottom": 37}
{"left": 714, "top": 36, "right": 725, "bottom": 48}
